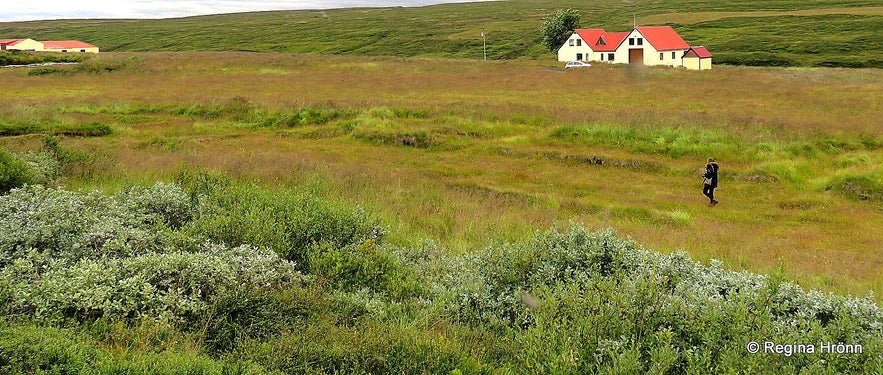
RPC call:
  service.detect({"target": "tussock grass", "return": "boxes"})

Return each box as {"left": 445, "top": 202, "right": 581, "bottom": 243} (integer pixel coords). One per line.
{"left": 0, "top": 52, "right": 880, "bottom": 301}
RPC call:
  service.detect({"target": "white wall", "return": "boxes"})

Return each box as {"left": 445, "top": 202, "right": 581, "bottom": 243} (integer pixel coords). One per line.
{"left": 613, "top": 30, "right": 686, "bottom": 67}
{"left": 557, "top": 32, "right": 594, "bottom": 62}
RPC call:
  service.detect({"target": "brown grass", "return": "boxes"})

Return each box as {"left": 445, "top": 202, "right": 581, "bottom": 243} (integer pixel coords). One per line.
{"left": 1, "top": 52, "right": 880, "bottom": 299}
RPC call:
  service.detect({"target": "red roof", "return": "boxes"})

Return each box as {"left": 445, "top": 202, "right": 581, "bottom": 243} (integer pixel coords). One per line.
{"left": 0, "top": 39, "right": 24, "bottom": 46}
{"left": 635, "top": 26, "right": 689, "bottom": 51}
{"left": 686, "top": 46, "right": 712, "bottom": 58}
{"left": 573, "top": 29, "right": 629, "bottom": 52}
{"left": 41, "top": 40, "right": 97, "bottom": 49}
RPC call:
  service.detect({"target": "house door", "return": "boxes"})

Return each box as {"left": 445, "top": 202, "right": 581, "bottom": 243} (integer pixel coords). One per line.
{"left": 629, "top": 49, "right": 644, "bottom": 65}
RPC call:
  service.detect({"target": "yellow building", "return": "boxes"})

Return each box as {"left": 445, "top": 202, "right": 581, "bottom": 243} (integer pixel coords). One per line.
{"left": 0, "top": 38, "right": 44, "bottom": 51}
{"left": 682, "top": 46, "right": 713, "bottom": 70}
{"left": 41, "top": 40, "right": 100, "bottom": 54}
{"left": 1, "top": 38, "right": 99, "bottom": 53}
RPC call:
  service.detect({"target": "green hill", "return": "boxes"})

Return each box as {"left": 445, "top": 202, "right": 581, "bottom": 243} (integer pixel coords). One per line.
{"left": 1, "top": 0, "right": 881, "bottom": 67}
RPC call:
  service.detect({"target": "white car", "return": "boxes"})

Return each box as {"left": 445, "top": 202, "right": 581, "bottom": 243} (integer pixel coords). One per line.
{"left": 565, "top": 61, "right": 591, "bottom": 69}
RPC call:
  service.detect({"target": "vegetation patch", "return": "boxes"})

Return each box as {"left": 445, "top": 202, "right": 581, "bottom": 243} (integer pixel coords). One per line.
{"left": 26, "top": 59, "right": 129, "bottom": 76}
{"left": 0, "top": 177, "right": 881, "bottom": 372}
{"left": 0, "top": 120, "right": 112, "bottom": 137}
{"left": 0, "top": 51, "right": 85, "bottom": 66}
{"left": 352, "top": 130, "right": 436, "bottom": 149}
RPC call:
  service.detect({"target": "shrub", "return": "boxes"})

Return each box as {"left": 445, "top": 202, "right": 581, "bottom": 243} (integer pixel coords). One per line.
{"left": 177, "top": 173, "right": 387, "bottom": 266}
{"left": 2, "top": 243, "right": 302, "bottom": 323}
{"left": 202, "top": 288, "right": 293, "bottom": 353}
{"left": 0, "top": 51, "right": 85, "bottom": 66}
{"left": 0, "top": 184, "right": 189, "bottom": 265}
{"left": 0, "top": 182, "right": 304, "bottom": 323}
{"left": 309, "top": 239, "right": 425, "bottom": 299}
{"left": 0, "top": 323, "right": 101, "bottom": 373}
{"left": 0, "top": 150, "right": 33, "bottom": 194}
{"left": 435, "top": 225, "right": 883, "bottom": 372}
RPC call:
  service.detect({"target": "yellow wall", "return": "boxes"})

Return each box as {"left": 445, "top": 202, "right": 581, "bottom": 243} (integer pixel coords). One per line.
{"left": 683, "top": 57, "right": 712, "bottom": 70}
{"left": 44, "top": 47, "right": 100, "bottom": 54}
{"left": 5, "top": 39, "right": 44, "bottom": 51}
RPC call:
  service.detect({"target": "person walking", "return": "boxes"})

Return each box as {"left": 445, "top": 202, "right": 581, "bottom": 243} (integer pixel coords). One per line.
{"left": 702, "top": 158, "right": 719, "bottom": 206}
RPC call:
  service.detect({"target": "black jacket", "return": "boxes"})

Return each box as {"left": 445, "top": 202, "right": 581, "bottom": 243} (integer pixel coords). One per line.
{"left": 704, "top": 162, "right": 719, "bottom": 188}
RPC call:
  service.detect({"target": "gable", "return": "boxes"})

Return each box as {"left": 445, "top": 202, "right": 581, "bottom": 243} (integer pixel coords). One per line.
{"left": 573, "top": 29, "right": 605, "bottom": 51}
{"left": 685, "top": 46, "right": 712, "bottom": 58}
{"left": 0, "top": 39, "right": 24, "bottom": 46}
{"left": 635, "top": 27, "right": 689, "bottom": 51}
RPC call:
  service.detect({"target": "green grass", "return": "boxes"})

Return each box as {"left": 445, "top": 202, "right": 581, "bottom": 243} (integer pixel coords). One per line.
{"left": 0, "top": 50, "right": 881, "bottom": 373}
{"left": 0, "top": 51, "right": 86, "bottom": 66}
{"left": 1, "top": 0, "right": 881, "bottom": 66}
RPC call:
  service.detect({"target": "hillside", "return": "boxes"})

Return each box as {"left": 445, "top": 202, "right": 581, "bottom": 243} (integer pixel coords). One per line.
{"left": 1, "top": 0, "right": 881, "bottom": 67}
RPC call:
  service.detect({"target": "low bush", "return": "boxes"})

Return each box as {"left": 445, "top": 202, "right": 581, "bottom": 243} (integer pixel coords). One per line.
{"left": 0, "top": 321, "right": 268, "bottom": 374}
{"left": 2, "top": 177, "right": 881, "bottom": 373}
{"left": 0, "top": 51, "right": 85, "bottom": 66}
{"left": 309, "top": 239, "right": 426, "bottom": 299}
{"left": 177, "top": 171, "right": 387, "bottom": 266}
{"left": 434, "top": 225, "right": 883, "bottom": 372}
{"left": 0, "top": 184, "right": 190, "bottom": 264}
{"left": 0, "top": 183, "right": 302, "bottom": 324}
{"left": 0, "top": 150, "right": 33, "bottom": 194}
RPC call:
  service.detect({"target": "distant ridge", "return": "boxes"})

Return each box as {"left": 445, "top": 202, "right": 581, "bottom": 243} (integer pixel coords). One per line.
{"left": 1, "top": 0, "right": 880, "bottom": 67}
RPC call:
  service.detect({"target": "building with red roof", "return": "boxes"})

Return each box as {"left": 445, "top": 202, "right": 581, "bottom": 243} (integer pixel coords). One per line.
{"left": 683, "top": 46, "right": 713, "bottom": 70}
{"left": 41, "top": 40, "right": 100, "bottom": 53}
{"left": 0, "top": 38, "right": 44, "bottom": 52}
{"left": 557, "top": 26, "right": 709, "bottom": 70}
{"left": 0, "top": 38, "right": 99, "bottom": 53}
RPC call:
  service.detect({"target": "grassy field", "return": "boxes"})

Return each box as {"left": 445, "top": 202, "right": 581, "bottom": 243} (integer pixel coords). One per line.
{"left": 1, "top": 51, "right": 880, "bottom": 296}
{"left": 0, "top": 52, "right": 881, "bottom": 372}
{"left": 1, "top": 0, "right": 881, "bottom": 67}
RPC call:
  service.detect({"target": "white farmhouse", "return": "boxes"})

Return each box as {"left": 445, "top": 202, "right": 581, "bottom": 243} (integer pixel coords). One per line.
{"left": 557, "top": 26, "right": 709, "bottom": 70}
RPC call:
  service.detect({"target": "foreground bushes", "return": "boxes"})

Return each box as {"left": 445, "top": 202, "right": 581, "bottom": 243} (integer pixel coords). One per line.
{"left": 0, "top": 183, "right": 303, "bottom": 324}
{"left": 0, "top": 149, "right": 59, "bottom": 194}
{"left": 1, "top": 180, "right": 881, "bottom": 373}
{"left": 434, "top": 226, "right": 883, "bottom": 373}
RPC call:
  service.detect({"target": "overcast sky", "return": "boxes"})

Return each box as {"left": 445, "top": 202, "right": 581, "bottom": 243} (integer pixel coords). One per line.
{"left": 0, "top": 0, "right": 492, "bottom": 22}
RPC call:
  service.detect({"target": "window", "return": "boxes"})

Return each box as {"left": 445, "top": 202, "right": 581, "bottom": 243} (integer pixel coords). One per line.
{"left": 600, "top": 54, "right": 604, "bottom": 61}
{"left": 576, "top": 53, "right": 583, "bottom": 61}
{"left": 637, "top": 38, "right": 643, "bottom": 46}
{"left": 608, "top": 53, "right": 615, "bottom": 61}
{"left": 660, "top": 53, "right": 664, "bottom": 60}
{"left": 576, "top": 39, "right": 582, "bottom": 46}
{"left": 569, "top": 39, "right": 574, "bottom": 46}
{"left": 629, "top": 38, "right": 634, "bottom": 46}
{"left": 672, "top": 51, "right": 676, "bottom": 59}
{"left": 62, "top": 49, "right": 68, "bottom": 53}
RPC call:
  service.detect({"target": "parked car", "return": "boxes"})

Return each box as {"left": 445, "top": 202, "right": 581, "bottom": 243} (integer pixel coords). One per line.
{"left": 565, "top": 61, "right": 591, "bottom": 68}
